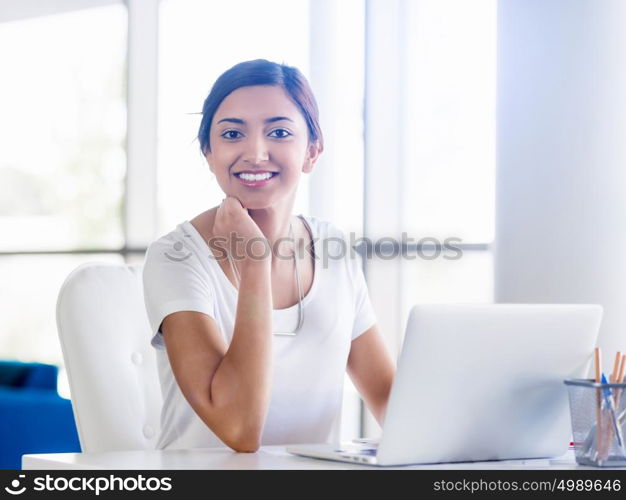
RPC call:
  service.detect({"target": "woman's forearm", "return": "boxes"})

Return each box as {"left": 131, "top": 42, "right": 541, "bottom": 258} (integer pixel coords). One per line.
{"left": 208, "top": 258, "right": 273, "bottom": 450}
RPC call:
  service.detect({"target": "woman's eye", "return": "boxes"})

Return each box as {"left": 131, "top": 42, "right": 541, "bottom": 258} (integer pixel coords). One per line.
{"left": 221, "top": 129, "right": 291, "bottom": 140}
{"left": 269, "top": 129, "right": 292, "bottom": 138}
{"left": 222, "top": 130, "right": 242, "bottom": 139}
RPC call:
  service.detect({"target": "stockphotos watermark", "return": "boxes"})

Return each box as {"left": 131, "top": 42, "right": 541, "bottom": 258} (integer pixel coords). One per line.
{"left": 163, "top": 232, "right": 464, "bottom": 266}
{"left": 3, "top": 473, "right": 172, "bottom": 496}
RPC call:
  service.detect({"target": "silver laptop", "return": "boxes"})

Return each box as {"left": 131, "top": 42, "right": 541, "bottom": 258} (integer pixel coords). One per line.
{"left": 287, "top": 303, "right": 603, "bottom": 466}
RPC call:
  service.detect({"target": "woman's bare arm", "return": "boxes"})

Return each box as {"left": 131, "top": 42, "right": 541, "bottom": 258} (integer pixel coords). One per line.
{"left": 347, "top": 324, "right": 396, "bottom": 426}
{"left": 162, "top": 258, "right": 272, "bottom": 452}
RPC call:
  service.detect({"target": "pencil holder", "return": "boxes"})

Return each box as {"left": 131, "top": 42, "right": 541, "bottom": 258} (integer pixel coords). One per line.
{"left": 564, "top": 379, "right": 626, "bottom": 467}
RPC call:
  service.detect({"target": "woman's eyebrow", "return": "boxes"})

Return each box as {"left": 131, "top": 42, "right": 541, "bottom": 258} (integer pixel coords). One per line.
{"left": 216, "top": 116, "right": 294, "bottom": 125}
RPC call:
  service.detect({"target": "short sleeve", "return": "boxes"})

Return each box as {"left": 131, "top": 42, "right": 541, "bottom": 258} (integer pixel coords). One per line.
{"left": 142, "top": 238, "right": 215, "bottom": 350}
{"left": 347, "top": 249, "right": 378, "bottom": 341}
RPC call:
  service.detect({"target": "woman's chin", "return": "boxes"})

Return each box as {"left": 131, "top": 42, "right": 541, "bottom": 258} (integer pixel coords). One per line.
{"left": 234, "top": 194, "right": 278, "bottom": 210}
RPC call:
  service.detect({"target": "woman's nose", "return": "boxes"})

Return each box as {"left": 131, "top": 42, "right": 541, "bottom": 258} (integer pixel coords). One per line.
{"left": 242, "top": 134, "right": 269, "bottom": 165}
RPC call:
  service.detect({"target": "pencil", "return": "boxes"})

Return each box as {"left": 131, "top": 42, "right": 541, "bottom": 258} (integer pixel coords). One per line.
{"left": 615, "top": 354, "right": 626, "bottom": 410}
{"left": 595, "top": 347, "right": 602, "bottom": 458}
{"left": 605, "top": 353, "right": 626, "bottom": 461}
{"left": 611, "top": 351, "right": 621, "bottom": 383}
{"left": 601, "top": 351, "right": 624, "bottom": 460}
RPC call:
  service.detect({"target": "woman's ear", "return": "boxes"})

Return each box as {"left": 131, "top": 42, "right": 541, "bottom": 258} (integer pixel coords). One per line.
{"left": 302, "top": 141, "right": 322, "bottom": 174}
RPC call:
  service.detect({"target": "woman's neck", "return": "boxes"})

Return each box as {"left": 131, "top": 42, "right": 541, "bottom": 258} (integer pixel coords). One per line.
{"left": 248, "top": 204, "right": 296, "bottom": 262}
{"left": 248, "top": 208, "right": 295, "bottom": 248}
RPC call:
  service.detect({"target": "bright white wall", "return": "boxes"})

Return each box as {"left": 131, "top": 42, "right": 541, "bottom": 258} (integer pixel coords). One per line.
{"left": 495, "top": 0, "right": 626, "bottom": 361}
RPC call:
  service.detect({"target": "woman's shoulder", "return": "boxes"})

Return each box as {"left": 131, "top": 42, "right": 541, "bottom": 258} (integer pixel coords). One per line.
{"left": 301, "top": 215, "right": 361, "bottom": 269}
{"left": 142, "top": 221, "right": 209, "bottom": 283}
{"left": 144, "top": 223, "right": 189, "bottom": 258}
{"left": 300, "top": 214, "right": 348, "bottom": 240}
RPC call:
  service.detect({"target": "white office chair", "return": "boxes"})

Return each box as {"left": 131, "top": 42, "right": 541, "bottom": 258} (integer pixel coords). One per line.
{"left": 56, "top": 262, "right": 162, "bottom": 453}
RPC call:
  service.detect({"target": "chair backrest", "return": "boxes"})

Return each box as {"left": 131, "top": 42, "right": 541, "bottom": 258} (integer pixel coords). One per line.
{"left": 56, "top": 262, "right": 162, "bottom": 453}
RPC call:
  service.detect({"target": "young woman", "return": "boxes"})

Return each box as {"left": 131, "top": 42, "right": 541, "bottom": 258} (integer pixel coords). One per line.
{"left": 143, "top": 59, "right": 396, "bottom": 453}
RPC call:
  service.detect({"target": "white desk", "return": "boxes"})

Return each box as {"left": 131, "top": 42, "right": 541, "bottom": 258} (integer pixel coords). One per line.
{"left": 22, "top": 446, "right": 593, "bottom": 470}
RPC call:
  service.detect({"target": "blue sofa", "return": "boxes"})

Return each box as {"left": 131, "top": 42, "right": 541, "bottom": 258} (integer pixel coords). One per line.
{"left": 0, "top": 360, "right": 81, "bottom": 469}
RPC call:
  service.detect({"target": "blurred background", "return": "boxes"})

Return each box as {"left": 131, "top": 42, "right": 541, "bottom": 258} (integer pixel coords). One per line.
{"left": 2, "top": 0, "right": 625, "bottom": 456}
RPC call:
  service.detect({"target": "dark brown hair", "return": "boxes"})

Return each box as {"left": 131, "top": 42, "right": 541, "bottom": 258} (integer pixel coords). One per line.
{"left": 198, "top": 59, "right": 324, "bottom": 155}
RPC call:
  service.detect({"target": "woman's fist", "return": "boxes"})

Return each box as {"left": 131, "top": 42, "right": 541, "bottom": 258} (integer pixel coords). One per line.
{"left": 212, "top": 196, "right": 270, "bottom": 267}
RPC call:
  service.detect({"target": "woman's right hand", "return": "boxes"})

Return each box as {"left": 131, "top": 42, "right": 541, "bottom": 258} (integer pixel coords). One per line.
{"left": 212, "top": 196, "right": 270, "bottom": 268}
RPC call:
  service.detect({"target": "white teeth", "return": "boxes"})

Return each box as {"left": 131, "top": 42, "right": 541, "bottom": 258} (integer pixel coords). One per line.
{"left": 237, "top": 172, "right": 274, "bottom": 181}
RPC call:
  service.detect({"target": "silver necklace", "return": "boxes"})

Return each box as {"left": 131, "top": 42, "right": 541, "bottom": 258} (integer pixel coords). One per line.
{"left": 227, "top": 219, "right": 304, "bottom": 336}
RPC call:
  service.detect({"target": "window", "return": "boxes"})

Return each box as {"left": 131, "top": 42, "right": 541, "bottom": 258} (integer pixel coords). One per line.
{"left": 0, "top": 5, "right": 127, "bottom": 251}
{"left": 402, "top": 0, "right": 495, "bottom": 244}
{"left": 363, "top": 0, "right": 496, "bottom": 435}
{"left": 398, "top": 0, "right": 496, "bottom": 329}
{"left": 0, "top": 3, "right": 127, "bottom": 397}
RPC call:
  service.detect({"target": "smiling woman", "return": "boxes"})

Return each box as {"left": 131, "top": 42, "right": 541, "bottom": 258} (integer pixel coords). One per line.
{"left": 142, "top": 59, "right": 396, "bottom": 453}
{"left": 202, "top": 85, "right": 321, "bottom": 211}
{"left": 197, "top": 62, "right": 323, "bottom": 212}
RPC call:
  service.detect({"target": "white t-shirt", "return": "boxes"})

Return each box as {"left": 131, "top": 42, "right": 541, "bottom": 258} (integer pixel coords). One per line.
{"left": 142, "top": 214, "right": 377, "bottom": 450}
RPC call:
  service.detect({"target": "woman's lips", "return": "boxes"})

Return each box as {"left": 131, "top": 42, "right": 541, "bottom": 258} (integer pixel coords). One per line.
{"left": 233, "top": 172, "right": 278, "bottom": 187}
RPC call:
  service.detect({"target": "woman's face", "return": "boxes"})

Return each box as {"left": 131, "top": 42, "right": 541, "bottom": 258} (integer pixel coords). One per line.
{"left": 206, "top": 84, "right": 320, "bottom": 210}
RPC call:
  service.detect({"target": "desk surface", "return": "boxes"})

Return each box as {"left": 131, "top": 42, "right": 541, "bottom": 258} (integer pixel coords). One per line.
{"left": 22, "top": 446, "right": 596, "bottom": 470}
